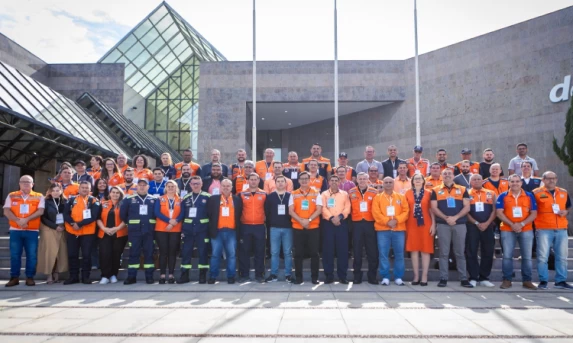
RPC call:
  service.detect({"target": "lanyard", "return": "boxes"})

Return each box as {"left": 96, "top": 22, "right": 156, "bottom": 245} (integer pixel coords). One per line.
{"left": 138, "top": 194, "right": 150, "bottom": 203}
{"left": 155, "top": 179, "right": 165, "bottom": 190}
{"left": 383, "top": 192, "right": 393, "bottom": 206}
{"left": 366, "top": 159, "right": 377, "bottom": 170}
{"left": 53, "top": 198, "right": 60, "bottom": 214}
{"left": 190, "top": 192, "right": 200, "bottom": 207}
{"left": 182, "top": 178, "right": 191, "bottom": 190}
{"left": 221, "top": 194, "right": 231, "bottom": 207}
{"left": 277, "top": 192, "right": 286, "bottom": 205}
{"left": 80, "top": 195, "right": 89, "bottom": 209}
{"left": 358, "top": 188, "right": 367, "bottom": 200}
{"left": 167, "top": 196, "right": 176, "bottom": 210}
{"left": 475, "top": 190, "right": 482, "bottom": 202}
{"left": 512, "top": 190, "right": 522, "bottom": 206}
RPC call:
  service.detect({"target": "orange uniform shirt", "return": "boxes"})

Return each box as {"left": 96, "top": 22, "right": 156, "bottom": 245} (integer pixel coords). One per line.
{"left": 174, "top": 161, "right": 201, "bottom": 179}
{"left": 118, "top": 164, "right": 128, "bottom": 175}
{"left": 482, "top": 178, "right": 509, "bottom": 196}
{"left": 372, "top": 191, "right": 410, "bottom": 231}
{"left": 134, "top": 168, "right": 153, "bottom": 182}
{"left": 406, "top": 157, "right": 430, "bottom": 177}
{"left": 64, "top": 195, "right": 99, "bottom": 235}
{"left": 321, "top": 189, "right": 351, "bottom": 220}
{"left": 264, "top": 177, "right": 294, "bottom": 194}
{"left": 239, "top": 189, "right": 266, "bottom": 225}
{"left": 348, "top": 186, "right": 377, "bottom": 221}
{"left": 533, "top": 187, "right": 569, "bottom": 230}
{"left": 289, "top": 187, "right": 323, "bottom": 229}
{"left": 425, "top": 176, "right": 442, "bottom": 190}
{"left": 255, "top": 160, "right": 275, "bottom": 181}
{"left": 106, "top": 172, "right": 124, "bottom": 187}
{"left": 118, "top": 183, "right": 137, "bottom": 195}
{"left": 301, "top": 156, "right": 332, "bottom": 174}
{"left": 218, "top": 194, "right": 236, "bottom": 229}
{"left": 98, "top": 200, "right": 126, "bottom": 238}
{"left": 496, "top": 190, "right": 537, "bottom": 232}
{"left": 87, "top": 167, "right": 102, "bottom": 180}
{"left": 394, "top": 177, "right": 412, "bottom": 195}
{"left": 62, "top": 183, "right": 80, "bottom": 198}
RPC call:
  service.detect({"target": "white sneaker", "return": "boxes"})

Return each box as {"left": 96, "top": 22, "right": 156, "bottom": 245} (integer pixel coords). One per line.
{"left": 479, "top": 280, "right": 495, "bottom": 288}
{"left": 395, "top": 278, "right": 405, "bottom": 286}
{"left": 110, "top": 276, "right": 118, "bottom": 284}
{"left": 469, "top": 280, "right": 477, "bottom": 288}
{"left": 99, "top": 277, "right": 110, "bottom": 284}
{"left": 380, "top": 278, "right": 390, "bottom": 286}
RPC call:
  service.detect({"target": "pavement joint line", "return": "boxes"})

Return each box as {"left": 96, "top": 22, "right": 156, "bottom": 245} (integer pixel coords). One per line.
{"left": 1, "top": 305, "right": 572, "bottom": 310}
{"left": 2, "top": 289, "right": 572, "bottom": 293}
{"left": 0, "top": 332, "right": 572, "bottom": 339}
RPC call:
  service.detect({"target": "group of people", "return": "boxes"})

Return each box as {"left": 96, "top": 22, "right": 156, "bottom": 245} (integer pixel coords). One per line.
{"left": 4, "top": 142, "right": 572, "bottom": 290}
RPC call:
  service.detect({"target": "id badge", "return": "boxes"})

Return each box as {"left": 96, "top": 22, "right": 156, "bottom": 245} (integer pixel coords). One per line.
{"left": 359, "top": 201, "right": 368, "bottom": 212}
{"left": 189, "top": 207, "right": 197, "bottom": 218}
{"left": 393, "top": 170, "right": 397, "bottom": 178}
{"left": 82, "top": 209, "right": 91, "bottom": 219}
{"left": 512, "top": 206, "right": 523, "bottom": 218}
{"left": 266, "top": 172, "right": 273, "bottom": 180}
{"left": 163, "top": 177, "right": 169, "bottom": 182}
{"left": 139, "top": 205, "right": 148, "bottom": 215}
{"left": 552, "top": 204, "right": 560, "bottom": 214}
{"left": 133, "top": 178, "right": 139, "bottom": 184}
{"left": 475, "top": 202, "right": 484, "bottom": 212}
{"left": 180, "top": 190, "right": 188, "bottom": 198}
{"left": 278, "top": 204, "right": 286, "bottom": 215}
{"left": 327, "top": 198, "right": 335, "bottom": 208}
{"left": 447, "top": 197, "right": 456, "bottom": 208}
{"left": 301, "top": 200, "right": 309, "bottom": 211}
{"left": 222, "top": 206, "right": 230, "bottom": 217}
{"left": 386, "top": 206, "right": 395, "bottom": 216}
{"left": 169, "top": 209, "right": 174, "bottom": 219}
{"left": 291, "top": 172, "right": 298, "bottom": 179}
{"left": 19, "top": 204, "right": 29, "bottom": 214}
{"left": 55, "top": 213, "right": 64, "bottom": 224}
{"left": 212, "top": 188, "right": 220, "bottom": 195}
{"left": 415, "top": 169, "right": 421, "bottom": 175}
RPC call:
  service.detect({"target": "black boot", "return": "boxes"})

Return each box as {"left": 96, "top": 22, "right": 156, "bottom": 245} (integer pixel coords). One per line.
{"left": 199, "top": 269, "right": 207, "bottom": 284}
{"left": 178, "top": 270, "right": 190, "bottom": 284}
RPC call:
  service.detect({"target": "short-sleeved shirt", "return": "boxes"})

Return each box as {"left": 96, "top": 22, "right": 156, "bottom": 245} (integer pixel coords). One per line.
{"left": 467, "top": 188, "right": 496, "bottom": 223}
{"left": 431, "top": 183, "right": 469, "bottom": 224}
{"left": 496, "top": 190, "right": 537, "bottom": 231}
{"left": 508, "top": 155, "right": 538, "bottom": 176}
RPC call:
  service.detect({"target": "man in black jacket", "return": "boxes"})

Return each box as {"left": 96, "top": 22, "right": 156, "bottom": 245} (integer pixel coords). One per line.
{"left": 381, "top": 145, "right": 406, "bottom": 179}
{"left": 206, "top": 179, "right": 242, "bottom": 284}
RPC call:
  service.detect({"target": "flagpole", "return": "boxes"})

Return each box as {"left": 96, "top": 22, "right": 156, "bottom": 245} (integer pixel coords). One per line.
{"left": 414, "top": 0, "right": 421, "bottom": 146}
{"left": 252, "top": 0, "right": 257, "bottom": 160}
{"left": 334, "top": 0, "right": 339, "bottom": 161}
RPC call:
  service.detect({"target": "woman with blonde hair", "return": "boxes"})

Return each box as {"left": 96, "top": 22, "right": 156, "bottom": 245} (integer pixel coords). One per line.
{"left": 159, "top": 153, "right": 176, "bottom": 181}
{"left": 154, "top": 180, "right": 183, "bottom": 284}
{"left": 37, "top": 183, "right": 68, "bottom": 284}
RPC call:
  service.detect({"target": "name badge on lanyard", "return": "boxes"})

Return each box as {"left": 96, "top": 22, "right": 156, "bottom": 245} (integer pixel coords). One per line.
{"left": 475, "top": 202, "right": 484, "bottom": 212}
{"left": 386, "top": 206, "right": 395, "bottom": 216}
{"left": 447, "top": 197, "right": 456, "bottom": 208}
{"left": 360, "top": 201, "right": 368, "bottom": 212}
{"left": 56, "top": 213, "right": 64, "bottom": 224}
{"left": 139, "top": 205, "right": 148, "bottom": 215}
{"left": 393, "top": 170, "right": 397, "bottom": 178}
{"left": 278, "top": 204, "right": 286, "bottom": 215}
{"left": 301, "top": 199, "right": 309, "bottom": 211}
{"left": 212, "top": 188, "right": 220, "bottom": 195}
{"left": 327, "top": 197, "right": 335, "bottom": 208}
{"left": 189, "top": 207, "right": 197, "bottom": 218}
{"left": 180, "top": 190, "right": 188, "bottom": 198}
{"left": 222, "top": 207, "right": 230, "bottom": 217}
{"left": 169, "top": 210, "right": 174, "bottom": 219}
{"left": 512, "top": 206, "right": 523, "bottom": 218}
{"left": 83, "top": 209, "right": 91, "bottom": 219}
{"left": 20, "top": 204, "right": 29, "bottom": 214}
{"left": 266, "top": 172, "right": 273, "bottom": 180}
{"left": 552, "top": 203, "right": 560, "bottom": 214}
{"left": 291, "top": 171, "right": 298, "bottom": 179}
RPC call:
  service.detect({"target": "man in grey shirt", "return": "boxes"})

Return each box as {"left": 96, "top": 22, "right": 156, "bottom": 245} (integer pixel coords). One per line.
{"left": 508, "top": 143, "right": 539, "bottom": 176}
{"left": 453, "top": 160, "right": 472, "bottom": 188}
{"left": 356, "top": 145, "right": 384, "bottom": 175}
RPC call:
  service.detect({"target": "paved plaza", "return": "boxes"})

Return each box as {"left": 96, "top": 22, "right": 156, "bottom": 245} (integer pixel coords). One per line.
{"left": 1, "top": 280, "right": 573, "bottom": 342}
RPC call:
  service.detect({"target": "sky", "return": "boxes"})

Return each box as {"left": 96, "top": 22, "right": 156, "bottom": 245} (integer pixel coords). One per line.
{"left": 0, "top": 0, "right": 571, "bottom": 63}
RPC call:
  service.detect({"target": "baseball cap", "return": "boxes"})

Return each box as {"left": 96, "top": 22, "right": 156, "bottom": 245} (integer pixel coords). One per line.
{"left": 413, "top": 145, "right": 423, "bottom": 152}
{"left": 461, "top": 148, "right": 472, "bottom": 154}
{"left": 339, "top": 152, "right": 348, "bottom": 158}
{"left": 137, "top": 178, "right": 150, "bottom": 184}
{"left": 73, "top": 160, "right": 86, "bottom": 166}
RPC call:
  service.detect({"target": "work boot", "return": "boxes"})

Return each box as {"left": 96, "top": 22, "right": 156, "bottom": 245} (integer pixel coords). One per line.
{"left": 178, "top": 270, "right": 190, "bottom": 284}
{"left": 199, "top": 269, "right": 207, "bottom": 284}
{"left": 5, "top": 277, "right": 19, "bottom": 287}
{"left": 522, "top": 281, "right": 538, "bottom": 290}
{"left": 500, "top": 280, "right": 512, "bottom": 289}
{"left": 25, "top": 278, "right": 35, "bottom": 286}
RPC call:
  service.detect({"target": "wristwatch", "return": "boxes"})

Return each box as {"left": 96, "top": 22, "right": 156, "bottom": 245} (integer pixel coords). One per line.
{"left": 520, "top": 222, "right": 525, "bottom": 227}
{"left": 474, "top": 220, "right": 479, "bottom": 225}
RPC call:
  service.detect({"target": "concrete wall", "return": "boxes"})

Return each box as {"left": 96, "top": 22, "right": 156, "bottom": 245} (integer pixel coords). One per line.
{"left": 0, "top": 33, "right": 48, "bottom": 83}
{"left": 45, "top": 63, "right": 125, "bottom": 114}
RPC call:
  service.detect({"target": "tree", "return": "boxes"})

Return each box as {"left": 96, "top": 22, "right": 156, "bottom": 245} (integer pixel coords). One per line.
{"left": 553, "top": 97, "right": 573, "bottom": 177}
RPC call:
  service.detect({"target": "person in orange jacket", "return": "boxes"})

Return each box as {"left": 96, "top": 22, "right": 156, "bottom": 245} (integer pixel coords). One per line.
{"left": 96, "top": 186, "right": 127, "bottom": 284}
{"left": 372, "top": 177, "right": 409, "bottom": 286}
{"left": 63, "top": 181, "right": 101, "bottom": 285}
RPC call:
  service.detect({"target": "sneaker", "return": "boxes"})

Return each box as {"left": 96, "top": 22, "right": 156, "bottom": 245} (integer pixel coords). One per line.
{"left": 479, "top": 280, "right": 495, "bottom": 288}
{"left": 554, "top": 281, "right": 573, "bottom": 290}
{"left": 437, "top": 279, "right": 447, "bottom": 287}
{"left": 255, "top": 277, "right": 265, "bottom": 284}
{"left": 237, "top": 277, "right": 249, "bottom": 284}
{"left": 394, "top": 278, "right": 405, "bottom": 286}
{"left": 81, "top": 279, "right": 91, "bottom": 285}
{"left": 146, "top": 278, "right": 154, "bottom": 285}
{"left": 293, "top": 279, "right": 303, "bottom": 285}
{"left": 285, "top": 275, "right": 294, "bottom": 283}
{"left": 522, "top": 281, "right": 537, "bottom": 290}
{"left": 469, "top": 280, "right": 477, "bottom": 288}
{"left": 380, "top": 278, "right": 390, "bottom": 286}
{"left": 538, "top": 281, "right": 548, "bottom": 290}
{"left": 265, "top": 275, "right": 278, "bottom": 283}
{"left": 110, "top": 276, "right": 118, "bottom": 284}
{"left": 339, "top": 279, "right": 349, "bottom": 285}
{"left": 227, "top": 277, "right": 235, "bottom": 284}
{"left": 311, "top": 279, "right": 319, "bottom": 285}
{"left": 99, "top": 277, "right": 110, "bottom": 285}
{"left": 500, "top": 280, "right": 512, "bottom": 289}
{"left": 461, "top": 280, "right": 474, "bottom": 288}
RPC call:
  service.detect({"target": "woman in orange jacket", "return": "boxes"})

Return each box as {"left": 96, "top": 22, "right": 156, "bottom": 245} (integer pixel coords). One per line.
{"left": 154, "top": 180, "right": 184, "bottom": 284}
{"left": 133, "top": 155, "right": 153, "bottom": 182}
{"left": 96, "top": 186, "right": 127, "bottom": 284}
{"left": 100, "top": 158, "right": 124, "bottom": 187}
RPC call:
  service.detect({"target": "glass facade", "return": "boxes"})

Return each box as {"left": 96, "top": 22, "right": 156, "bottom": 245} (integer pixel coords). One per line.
{"left": 99, "top": 2, "right": 225, "bottom": 155}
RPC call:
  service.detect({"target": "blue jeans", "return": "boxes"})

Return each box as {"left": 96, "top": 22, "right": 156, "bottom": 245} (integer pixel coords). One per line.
{"left": 501, "top": 230, "right": 533, "bottom": 281}
{"left": 377, "top": 230, "right": 405, "bottom": 280}
{"left": 270, "top": 227, "right": 293, "bottom": 276}
{"left": 210, "top": 229, "right": 237, "bottom": 278}
{"left": 10, "top": 230, "right": 39, "bottom": 278}
{"left": 536, "top": 229, "right": 568, "bottom": 283}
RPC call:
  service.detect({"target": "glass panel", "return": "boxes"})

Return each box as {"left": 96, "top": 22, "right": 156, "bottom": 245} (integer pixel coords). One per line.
{"left": 101, "top": 49, "right": 122, "bottom": 63}
{"left": 118, "top": 34, "right": 137, "bottom": 53}
{"left": 167, "top": 132, "right": 179, "bottom": 150}
{"left": 155, "top": 131, "right": 167, "bottom": 143}
{"left": 168, "top": 33, "right": 185, "bottom": 49}
{"left": 131, "top": 77, "right": 149, "bottom": 94}
{"left": 162, "top": 22, "right": 180, "bottom": 42}
{"left": 0, "top": 83, "right": 30, "bottom": 117}
{"left": 155, "top": 15, "right": 174, "bottom": 34}
{"left": 140, "top": 28, "right": 160, "bottom": 47}
{"left": 132, "top": 49, "right": 151, "bottom": 69}
{"left": 144, "top": 61, "right": 163, "bottom": 82}
{"left": 124, "top": 63, "right": 137, "bottom": 79}
{"left": 152, "top": 70, "right": 168, "bottom": 85}
{"left": 134, "top": 19, "right": 153, "bottom": 39}
{"left": 147, "top": 36, "right": 165, "bottom": 55}
{"left": 125, "top": 42, "right": 145, "bottom": 61}
{"left": 161, "top": 52, "right": 177, "bottom": 69}
{"left": 141, "top": 83, "right": 157, "bottom": 97}
{"left": 127, "top": 71, "right": 145, "bottom": 87}
{"left": 155, "top": 45, "right": 171, "bottom": 64}
{"left": 149, "top": 5, "right": 168, "bottom": 24}
{"left": 145, "top": 101, "right": 156, "bottom": 129}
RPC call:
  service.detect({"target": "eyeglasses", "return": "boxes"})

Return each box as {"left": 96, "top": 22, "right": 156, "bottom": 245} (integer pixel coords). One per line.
{"left": 368, "top": 170, "right": 378, "bottom": 173}
{"left": 299, "top": 178, "right": 310, "bottom": 181}
{"left": 190, "top": 183, "right": 201, "bottom": 186}
{"left": 19, "top": 181, "right": 32, "bottom": 184}
{"left": 544, "top": 177, "right": 557, "bottom": 181}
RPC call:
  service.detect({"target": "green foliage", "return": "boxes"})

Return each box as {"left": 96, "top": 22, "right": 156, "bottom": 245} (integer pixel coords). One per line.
{"left": 553, "top": 97, "right": 573, "bottom": 176}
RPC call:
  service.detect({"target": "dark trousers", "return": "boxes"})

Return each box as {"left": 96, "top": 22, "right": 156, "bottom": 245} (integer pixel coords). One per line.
{"left": 352, "top": 220, "right": 379, "bottom": 282}
{"left": 239, "top": 224, "right": 266, "bottom": 278}
{"left": 293, "top": 228, "right": 320, "bottom": 281}
{"left": 66, "top": 232, "right": 94, "bottom": 280}
{"left": 465, "top": 223, "right": 495, "bottom": 281}
{"left": 181, "top": 229, "right": 209, "bottom": 270}
{"left": 99, "top": 234, "right": 128, "bottom": 279}
{"left": 155, "top": 231, "right": 181, "bottom": 275}
{"left": 127, "top": 230, "right": 154, "bottom": 279}
{"left": 322, "top": 219, "right": 349, "bottom": 280}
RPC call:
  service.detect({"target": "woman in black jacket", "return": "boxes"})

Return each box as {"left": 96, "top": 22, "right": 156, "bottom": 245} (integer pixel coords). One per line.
{"left": 37, "top": 183, "right": 68, "bottom": 284}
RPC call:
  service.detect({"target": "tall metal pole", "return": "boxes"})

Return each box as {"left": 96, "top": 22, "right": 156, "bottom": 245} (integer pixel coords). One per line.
{"left": 252, "top": 0, "right": 257, "bottom": 160}
{"left": 414, "top": 0, "right": 421, "bottom": 146}
{"left": 334, "top": 0, "right": 339, "bottom": 161}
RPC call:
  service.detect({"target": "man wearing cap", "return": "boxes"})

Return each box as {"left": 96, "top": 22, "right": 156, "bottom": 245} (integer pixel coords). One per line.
{"left": 454, "top": 149, "right": 480, "bottom": 176}
{"left": 436, "top": 149, "right": 453, "bottom": 173}
{"left": 336, "top": 152, "right": 357, "bottom": 183}
{"left": 72, "top": 160, "right": 94, "bottom": 185}
{"left": 120, "top": 178, "right": 158, "bottom": 285}
{"left": 301, "top": 143, "right": 332, "bottom": 178}
{"left": 407, "top": 146, "right": 430, "bottom": 177}
{"left": 357, "top": 146, "right": 384, "bottom": 175}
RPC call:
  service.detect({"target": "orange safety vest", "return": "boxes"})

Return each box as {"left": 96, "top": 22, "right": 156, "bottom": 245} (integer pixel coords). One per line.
{"left": 155, "top": 195, "right": 182, "bottom": 232}
{"left": 118, "top": 183, "right": 137, "bottom": 195}
{"left": 88, "top": 167, "right": 102, "bottom": 180}
{"left": 348, "top": 186, "right": 377, "bottom": 221}
{"left": 106, "top": 172, "right": 124, "bottom": 187}
{"left": 255, "top": 160, "right": 275, "bottom": 181}
{"left": 406, "top": 157, "right": 430, "bottom": 177}
{"left": 64, "top": 195, "right": 99, "bottom": 235}
{"left": 62, "top": 183, "right": 80, "bottom": 198}
{"left": 239, "top": 189, "right": 266, "bottom": 225}
{"left": 218, "top": 194, "right": 236, "bottom": 229}
{"left": 134, "top": 168, "right": 153, "bottom": 181}
{"left": 425, "top": 176, "right": 442, "bottom": 190}
{"left": 482, "top": 178, "right": 509, "bottom": 196}
{"left": 98, "top": 200, "right": 126, "bottom": 238}
{"left": 290, "top": 187, "right": 322, "bottom": 229}
{"left": 533, "top": 187, "right": 569, "bottom": 230}
{"left": 7, "top": 190, "right": 43, "bottom": 230}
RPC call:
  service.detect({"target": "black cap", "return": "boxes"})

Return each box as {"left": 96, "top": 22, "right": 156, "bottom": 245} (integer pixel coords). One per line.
{"left": 339, "top": 152, "right": 348, "bottom": 158}
{"left": 137, "top": 178, "right": 150, "bottom": 185}
{"left": 461, "top": 148, "right": 472, "bottom": 154}
{"left": 413, "top": 145, "right": 423, "bottom": 152}
{"left": 73, "top": 160, "right": 86, "bottom": 166}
